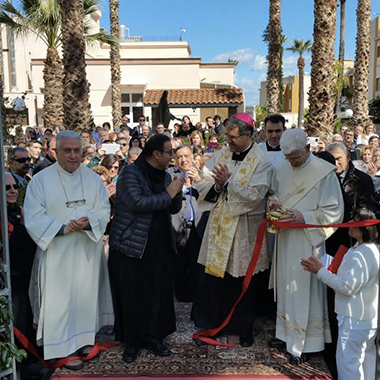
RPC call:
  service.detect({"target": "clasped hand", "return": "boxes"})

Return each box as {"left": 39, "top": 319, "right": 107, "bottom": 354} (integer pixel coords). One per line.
{"left": 64, "top": 216, "right": 89, "bottom": 235}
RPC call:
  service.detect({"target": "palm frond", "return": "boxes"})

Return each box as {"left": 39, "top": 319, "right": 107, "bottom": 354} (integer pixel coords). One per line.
{"left": 85, "top": 31, "right": 118, "bottom": 47}
{"left": 83, "top": 0, "right": 100, "bottom": 16}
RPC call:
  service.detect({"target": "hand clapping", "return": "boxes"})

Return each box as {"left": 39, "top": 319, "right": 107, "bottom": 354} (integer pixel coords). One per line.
{"left": 212, "top": 163, "right": 231, "bottom": 191}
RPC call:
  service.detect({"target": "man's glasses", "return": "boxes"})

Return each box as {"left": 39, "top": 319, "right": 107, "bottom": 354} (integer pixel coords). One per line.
{"left": 119, "top": 143, "right": 128, "bottom": 147}
{"left": 66, "top": 199, "right": 86, "bottom": 208}
{"left": 6, "top": 184, "right": 18, "bottom": 191}
{"left": 225, "top": 134, "right": 245, "bottom": 141}
{"left": 14, "top": 157, "right": 31, "bottom": 163}
{"left": 139, "top": 119, "right": 145, "bottom": 122}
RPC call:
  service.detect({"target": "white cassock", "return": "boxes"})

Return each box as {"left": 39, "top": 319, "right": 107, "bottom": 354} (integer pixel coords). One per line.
{"left": 270, "top": 154, "right": 344, "bottom": 357}
{"left": 196, "top": 144, "right": 272, "bottom": 278}
{"left": 259, "top": 142, "right": 285, "bottom": 168}
{"left": 24, "top": 162, "right": 114, "bottom": 360}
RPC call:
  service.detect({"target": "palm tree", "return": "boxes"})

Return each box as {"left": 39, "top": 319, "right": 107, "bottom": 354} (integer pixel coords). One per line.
{"left": 109, "top": 0, "right": 121, "bottom": 130}
{"left": 286, "top": 39, "right": 312, "bottom": 128}
{"left": 266, "top": 0, "right": 282, "bottom": 115}
{"left": 336, "top": 0, "right": 346, "bottom": 114}
{"left": 0, "top": 0, "right": 115, "bottom": 130}
{"left": 351, "top": 0, "right": 371, "bottom": 127}
{"left": 307, "top": 0, "right": 337, "bottom": 137}
{"left": 60, "top": 0, "right": 94, "bottom": 132}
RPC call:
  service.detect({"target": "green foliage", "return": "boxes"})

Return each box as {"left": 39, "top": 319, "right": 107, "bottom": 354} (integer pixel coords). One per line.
{"left": 0, "top": 0, "right": 116, "bottom": 49}
{"left": 255, "top": 105, "right": 268, "bottom": 126}
{"left": 2, "top": 92, "right": 28, "bottom": 144}
{"left": 0, "top": 288, "right": 27, "bottom": 369}
{"left": 334, "top": 118, "right": 343, "bottom": 134}
{"left": 304, "top": 107, "right": 309, "bottom": 122}
{"left": 333, "top": 60, "right": 349, "bottom": 95}
{"left": 286, "top": 39, "right": 312, "bottom": 57}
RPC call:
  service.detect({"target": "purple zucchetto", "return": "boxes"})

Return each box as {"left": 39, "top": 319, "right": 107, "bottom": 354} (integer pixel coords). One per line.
{"left": 233, "top": 113, "right": 255, "bottom": 128}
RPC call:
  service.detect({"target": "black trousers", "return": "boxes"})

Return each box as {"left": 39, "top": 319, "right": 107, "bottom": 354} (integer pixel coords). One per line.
{"left": 191, "top": 268, "right": 274, "bottom": 335}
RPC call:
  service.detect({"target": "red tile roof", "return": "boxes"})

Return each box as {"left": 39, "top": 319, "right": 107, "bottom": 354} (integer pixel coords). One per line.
{"left": 143, "top": 88, "right": 244, "bottom": 106}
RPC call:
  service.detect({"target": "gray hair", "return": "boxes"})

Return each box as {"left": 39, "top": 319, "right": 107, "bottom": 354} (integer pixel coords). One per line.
{"left": 56, "top": 131, "right": 82, "bottom": 151}
{"left": 332, "top": 134, "right": 343, "bottom": 142}
{"left": 280, "top": 129, "right": 307, "bottom": 155}
{"left": 128, "top": 147, "right": 142, "bottom": 157}
{"left": 175, "top": 144, "right": 192, "bottom": 154}
{"left": 326, "top": 141, "right": 349, "bottom": 155}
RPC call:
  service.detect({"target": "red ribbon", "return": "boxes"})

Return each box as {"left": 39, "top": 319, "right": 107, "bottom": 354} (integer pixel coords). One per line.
{"left": 193, "top": 218, "right": 380, "bottom": 346}
{"left": 13, "top": 326, "right": 118, "bottom": 369}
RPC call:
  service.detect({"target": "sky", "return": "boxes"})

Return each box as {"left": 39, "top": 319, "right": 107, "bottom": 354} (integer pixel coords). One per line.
{"left": 98, "top": 0, "right": 378, "bottom": 107}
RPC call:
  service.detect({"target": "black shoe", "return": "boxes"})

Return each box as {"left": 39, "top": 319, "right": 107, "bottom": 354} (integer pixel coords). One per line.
{"left": 288, "top": 353, "right": 309, "bottom": 365}
{"left": 122, "top": 346, "right": 139, "bottom": 363}
{"left": 269, "top": 338, "right": 286, "bottom": 350}
{"left": 142, "top": 340, "right": 171, "bottom": 356}
{"left": 239, "top": 333, "right": 254, "bottom": 347}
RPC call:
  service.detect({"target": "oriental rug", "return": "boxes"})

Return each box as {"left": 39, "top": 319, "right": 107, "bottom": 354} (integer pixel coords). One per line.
{"left": 52, "top": 303, "right": 331, "bottom": 379}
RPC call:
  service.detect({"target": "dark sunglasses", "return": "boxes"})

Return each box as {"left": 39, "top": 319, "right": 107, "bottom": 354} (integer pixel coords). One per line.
{"left": 119, "top": 143, "right": 128, "bottom": 147}
{"left": 139, "top": 119, "right": 145, "bottom": 122}
{"left": 14, "top": 157, "right": 31, "bottom": 163}
{"left": 6, "top": 184, "right": 18, "bottom": 191}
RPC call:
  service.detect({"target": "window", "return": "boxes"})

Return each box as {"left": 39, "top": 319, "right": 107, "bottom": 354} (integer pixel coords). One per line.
{"left": 121, "top": 92, "right": 144, "bottom": 125}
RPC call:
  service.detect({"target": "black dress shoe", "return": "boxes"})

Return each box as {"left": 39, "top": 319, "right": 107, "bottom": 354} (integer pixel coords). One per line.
{"left": 239, "top": 333, "right": 254, "bottom": 347}
{"left": 122, "top": 346, "right": 139, "bottom": 363}
{"left": 288, "top": 353, "right": 309, "bottom": 365}
{"left": 142, "top": 340, "right": 171, "bottom": 356}
{"left": 269, "top": 338, "right": 286, "bottom": 350}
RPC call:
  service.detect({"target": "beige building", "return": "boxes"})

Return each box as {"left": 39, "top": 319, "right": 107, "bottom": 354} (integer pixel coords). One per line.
{"left": 1, "top": 9, "right": 244, "bottom": 129}
{"left": 369, "top": 16, "right": 380, "bottom": 101}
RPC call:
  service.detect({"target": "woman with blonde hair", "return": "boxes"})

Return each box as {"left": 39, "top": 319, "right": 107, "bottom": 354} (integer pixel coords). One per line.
{"left": 352, "top": 145, "right": 373, "bottom": 173}
{"left": 190, "top": 130, "right": 204, "bottom": 148}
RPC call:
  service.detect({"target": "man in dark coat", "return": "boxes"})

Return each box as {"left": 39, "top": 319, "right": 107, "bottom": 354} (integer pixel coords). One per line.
{"left": 326, "top": 141, "right": 375, "bottom": 254}
{"left": 33, "top": 137, "right": 57, "bottom": 175}
{"left": 109, "top": 134, "right": 184, "bottom": 363}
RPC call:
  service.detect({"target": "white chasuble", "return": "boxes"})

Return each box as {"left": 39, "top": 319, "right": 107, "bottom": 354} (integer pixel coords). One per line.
{"left": 196, "top": 144, "right": 272, "bottom": 278}
{"left": 270, "top": 154, "right": 344, "bottom": 357}
{"left": 24, "top": 163, "right": 114, "bottom": 360}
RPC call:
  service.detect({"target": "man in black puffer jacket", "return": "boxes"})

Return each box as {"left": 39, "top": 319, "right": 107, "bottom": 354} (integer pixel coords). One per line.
{"left": 109, "top": 134, "right": 184, "bottom": 363}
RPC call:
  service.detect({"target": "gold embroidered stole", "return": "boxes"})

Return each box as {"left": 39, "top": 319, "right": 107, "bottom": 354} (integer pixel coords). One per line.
{"left": 205, "top": 144, "right": 263, "bottom": 278}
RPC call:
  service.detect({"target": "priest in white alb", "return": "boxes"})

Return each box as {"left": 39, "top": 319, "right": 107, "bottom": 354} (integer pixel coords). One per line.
{"left": 24, "top": 131, "right": 114, "bottom": 370}
{"left": 268, "top": 128, "right": 344, "bottom": 364}
{"left": 191, "top": 113, "right": 272, "bottom": 347}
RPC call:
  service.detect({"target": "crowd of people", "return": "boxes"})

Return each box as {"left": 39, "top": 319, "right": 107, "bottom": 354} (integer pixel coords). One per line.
{"left": 2, "top": 112, "right": 380, "bottom": 380}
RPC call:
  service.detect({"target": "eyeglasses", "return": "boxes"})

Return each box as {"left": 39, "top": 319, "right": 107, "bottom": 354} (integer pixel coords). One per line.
{"left": 225, "top": 134, "right": 246, "bottom": 141}
{"left": 14, "top": 157, "right": 31, "bottom": 163}
{"left": 6, "top": 184, "right": 18, "bottom": 191}
{"left": 159, "top": 149, "right": 175, "bottom": 156}
{"left": 119, "top": 143, "right": 128, "bottom": 147}
{"left": 66, "top": 199, "right": 86, "bottom": 208}
{"left": 139, "top": 119, "right": 145, "bottom": 122}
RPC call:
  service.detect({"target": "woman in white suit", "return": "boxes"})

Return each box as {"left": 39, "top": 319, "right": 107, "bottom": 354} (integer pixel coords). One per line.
{"left": 301, "top": 208, "right": 379, "bottom": 380}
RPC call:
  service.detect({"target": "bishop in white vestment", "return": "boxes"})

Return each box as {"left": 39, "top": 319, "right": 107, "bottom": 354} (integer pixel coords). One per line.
{"left": 269, "top": 129, "right": 344, "bottom": 363}
{"left": 191, "top": 113, "right": 272, "bottom": 347}
{"left": 24, "top": 131, "right": 114, "bottom": 361}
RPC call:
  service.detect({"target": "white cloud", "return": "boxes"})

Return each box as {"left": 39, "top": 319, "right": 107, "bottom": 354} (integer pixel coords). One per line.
{"left": 235, "top": 73, "right": 262, "bottom": 106}
{"left": 212, "top": 48, "right": 254, "bottom": 65}
{"left": 251, "top": 55, "right": 267, "bottom": 71}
